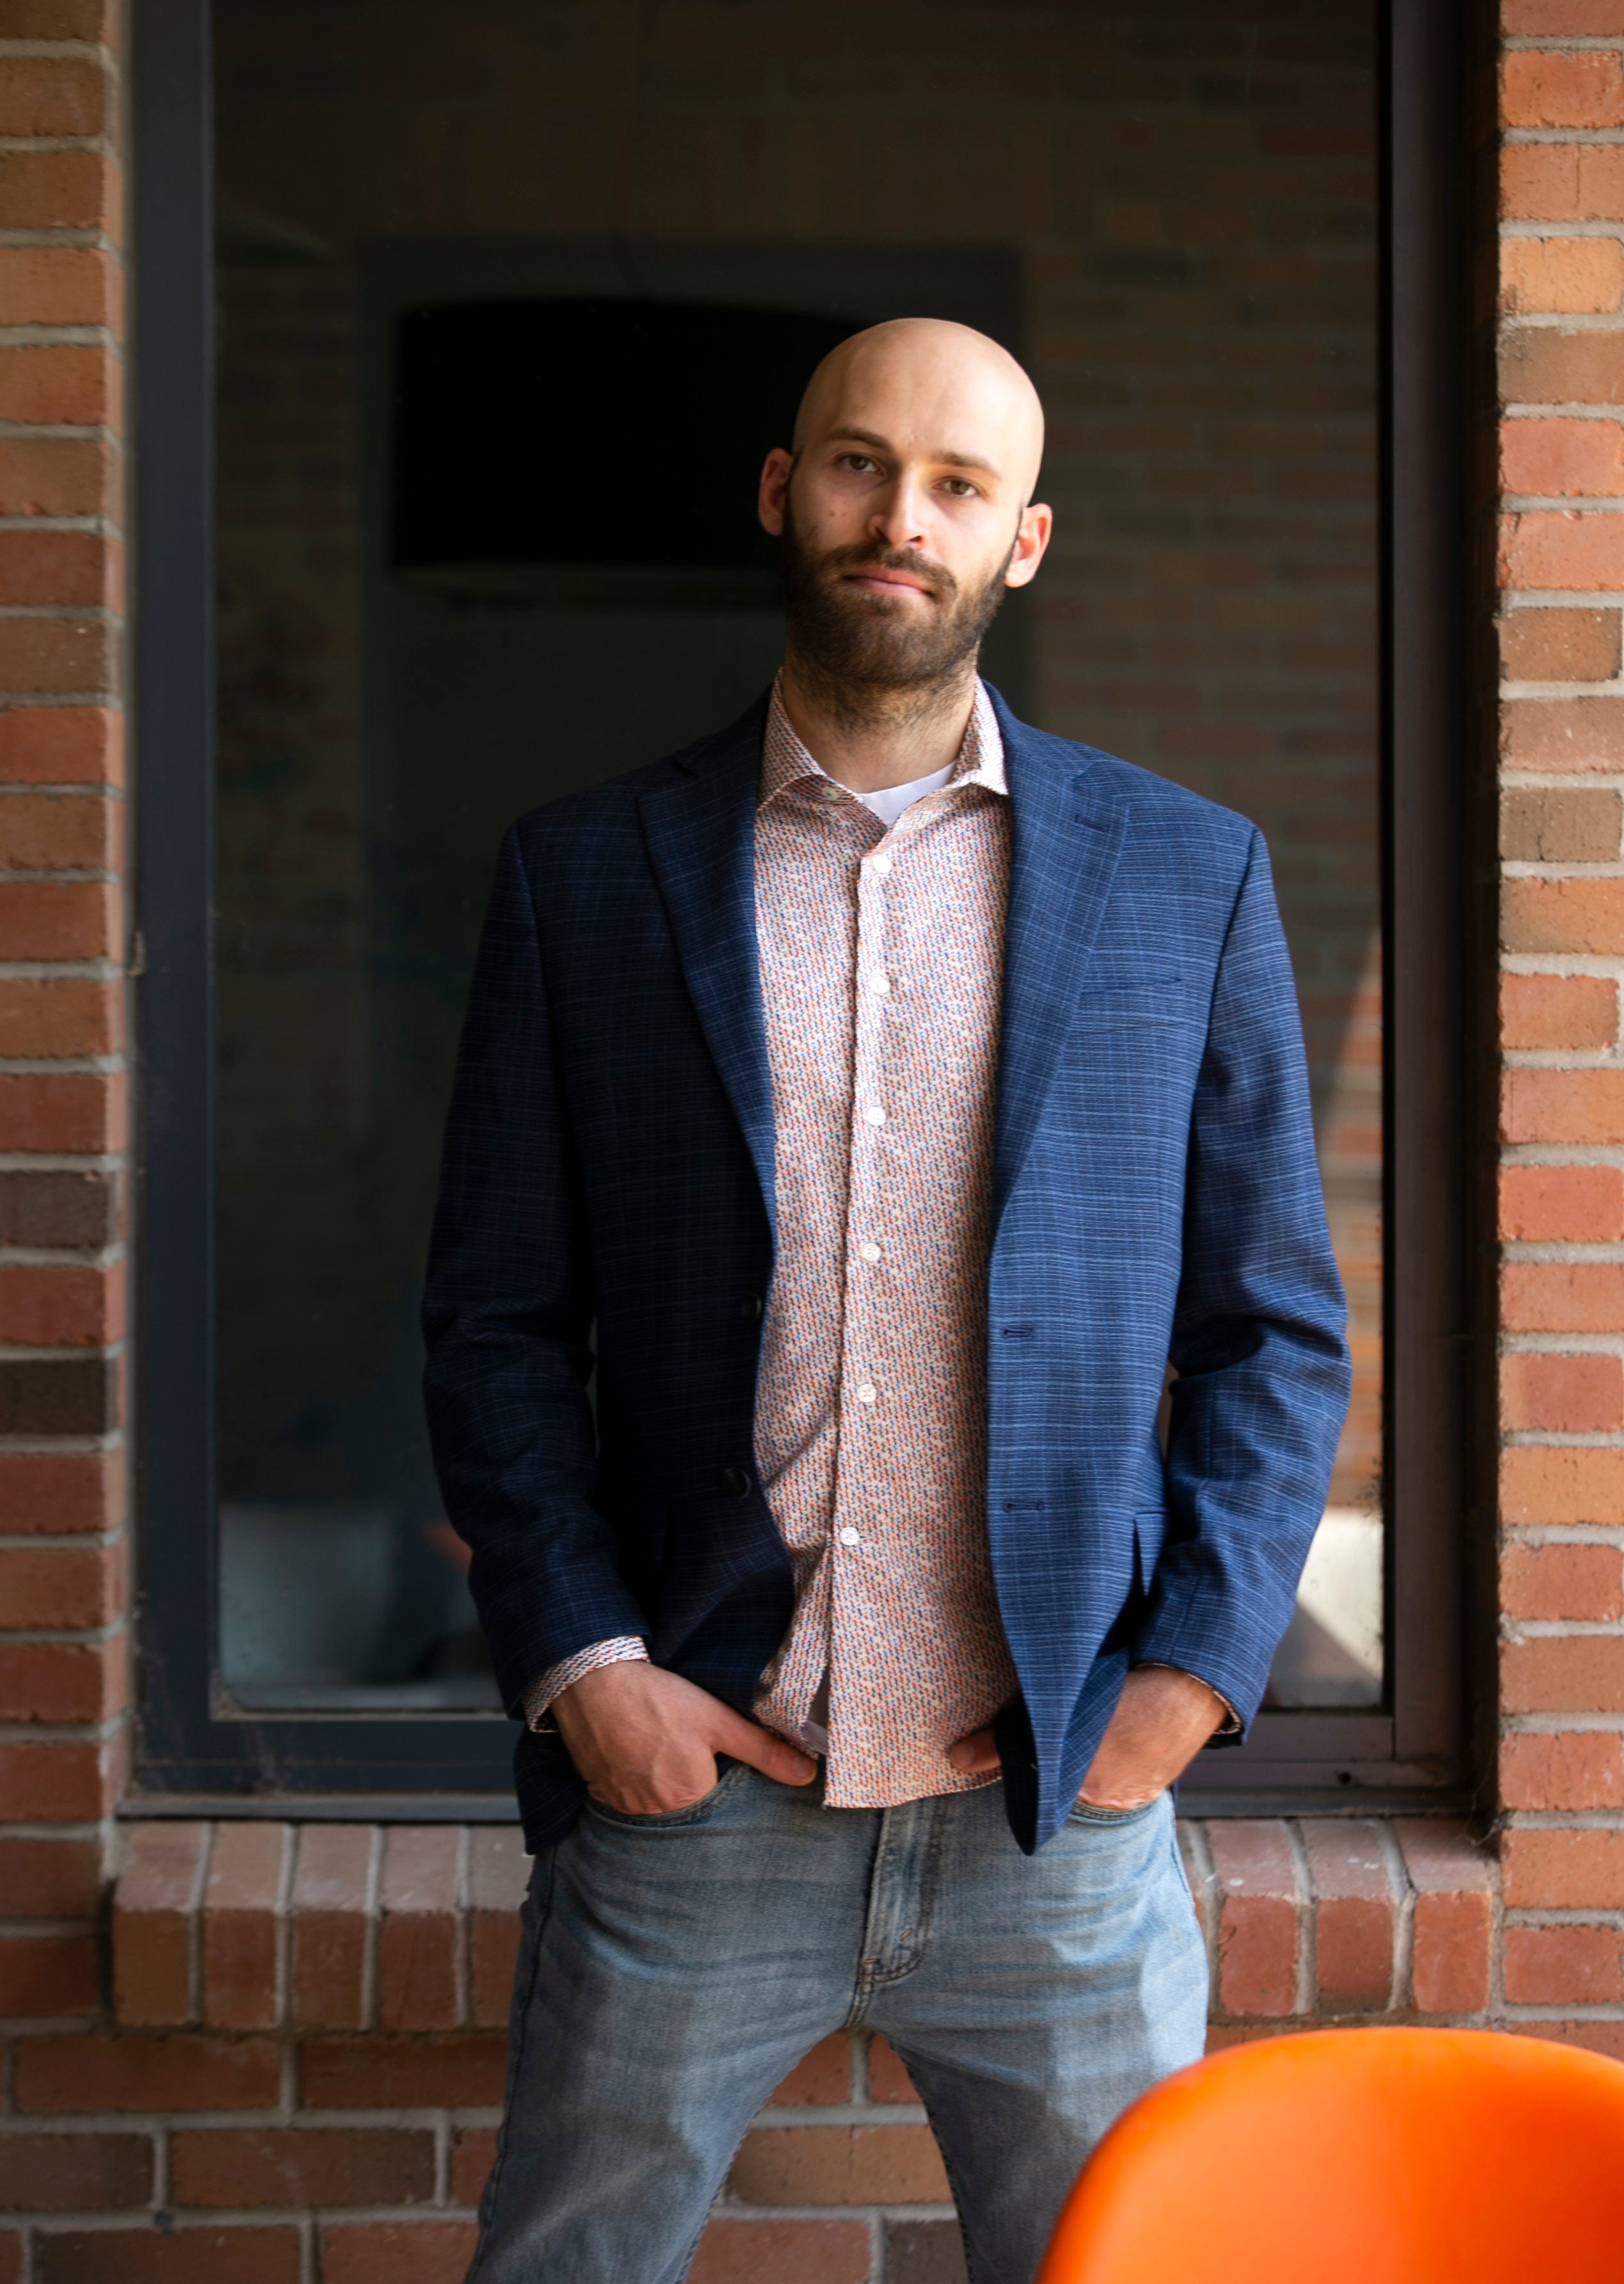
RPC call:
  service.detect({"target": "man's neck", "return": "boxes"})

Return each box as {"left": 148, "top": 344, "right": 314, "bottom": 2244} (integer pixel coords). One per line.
{"left": 776, "top": 652, "right": 979, "bottom": 795}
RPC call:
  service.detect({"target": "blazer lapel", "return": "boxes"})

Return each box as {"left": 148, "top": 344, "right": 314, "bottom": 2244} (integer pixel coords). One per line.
{"left": 991, "top": 691, "right": 1129, "bottom": 1225}
{"left": 637, "top": 696, "right": 778, "bottom": 1234}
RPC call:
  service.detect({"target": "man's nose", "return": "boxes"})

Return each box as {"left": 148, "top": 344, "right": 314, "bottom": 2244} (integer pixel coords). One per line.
{"left": 867, "top": 476, "right": 929, "bottom": 552}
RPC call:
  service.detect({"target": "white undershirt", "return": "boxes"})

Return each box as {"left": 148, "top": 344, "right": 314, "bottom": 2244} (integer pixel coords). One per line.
{"left": 852, "top": 764, "right": 954, "bottom": 828}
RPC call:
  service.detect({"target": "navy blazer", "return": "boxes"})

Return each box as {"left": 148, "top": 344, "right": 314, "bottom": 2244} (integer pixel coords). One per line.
{"left": 421, "top": 688, "right": 1351, "bottom": 1854}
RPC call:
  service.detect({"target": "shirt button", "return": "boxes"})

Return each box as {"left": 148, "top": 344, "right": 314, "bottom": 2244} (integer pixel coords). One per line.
{"left": 818, "top": 782, "right": 841, "bottom": 801}
{"left": 839, "top": 1526, "right": 862, "bottom": 1547}
{"left": 864, "top": 1105, "right": 886, "bottom": 1126}
{"left": 868, "top": 970, "right": 890, "bottom": 995}
{"left": 859, "top": 1241, "right": 882, "bottom": 1262}
{"left": 869, "top": 852, "right": 892, "bottom": 875}
{"left": 856, "top": 1383, "right": 877, "bottom": 1405}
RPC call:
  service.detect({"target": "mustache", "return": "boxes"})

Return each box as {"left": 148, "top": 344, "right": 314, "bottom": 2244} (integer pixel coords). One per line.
{"left": 817, "top": 542, "right": 956, "bottom": 599}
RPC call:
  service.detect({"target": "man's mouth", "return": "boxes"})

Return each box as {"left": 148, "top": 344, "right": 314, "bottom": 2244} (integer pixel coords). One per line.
{"left": 840, "top": 568, "right": 936, "bottom": 600}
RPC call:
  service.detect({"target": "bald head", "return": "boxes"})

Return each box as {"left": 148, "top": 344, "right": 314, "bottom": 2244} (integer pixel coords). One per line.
{"left": 792, "top": 318, "right": 1045, "bottom": 502}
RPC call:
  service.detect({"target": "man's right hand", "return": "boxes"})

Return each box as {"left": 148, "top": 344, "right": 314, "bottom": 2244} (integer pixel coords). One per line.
{"left": 551, "top": 1659, "right": 818, "bottom": 1816}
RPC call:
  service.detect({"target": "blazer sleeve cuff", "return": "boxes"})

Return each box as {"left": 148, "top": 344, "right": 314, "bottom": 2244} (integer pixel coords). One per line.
{"left": 521, "top": 1636, "right": 649, "bottom": 1732}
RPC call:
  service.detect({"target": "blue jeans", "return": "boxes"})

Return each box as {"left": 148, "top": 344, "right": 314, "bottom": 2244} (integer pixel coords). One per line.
{"left": 468, "top": 1765, "right": 1207, "bottom": 2284}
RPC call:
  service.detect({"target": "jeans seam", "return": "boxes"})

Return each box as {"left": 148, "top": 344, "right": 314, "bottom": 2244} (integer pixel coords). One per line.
{"left": 465, "top": 1847, "right": 556, "bottom": 2281}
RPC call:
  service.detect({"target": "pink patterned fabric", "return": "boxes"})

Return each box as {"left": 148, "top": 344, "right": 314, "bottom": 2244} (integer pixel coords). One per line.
{"left": 526, "top": 679, "right": 1017, "bottom": 1804}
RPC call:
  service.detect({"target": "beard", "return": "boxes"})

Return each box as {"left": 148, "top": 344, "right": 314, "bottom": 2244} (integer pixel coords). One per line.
{"left": 778, "top": 488, "right": 1015, "bottom": 722}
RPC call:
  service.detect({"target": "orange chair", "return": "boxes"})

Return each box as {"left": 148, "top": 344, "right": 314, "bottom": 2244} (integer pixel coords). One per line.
{"left": 1035, "top": 2027, "right": 1624, "bottom": 2284}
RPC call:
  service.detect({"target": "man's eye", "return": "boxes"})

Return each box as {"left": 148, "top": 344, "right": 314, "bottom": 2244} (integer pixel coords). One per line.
{"left": 944, "top": 478, "right": 979, "bottom": 498}
{"left": 841, "top": 454, "right": 876, "bottom": 473}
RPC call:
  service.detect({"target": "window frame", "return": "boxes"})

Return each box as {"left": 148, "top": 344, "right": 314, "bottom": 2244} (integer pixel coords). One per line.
{"left": 129, "top": 0, "right": 1479, "bottom": 1817}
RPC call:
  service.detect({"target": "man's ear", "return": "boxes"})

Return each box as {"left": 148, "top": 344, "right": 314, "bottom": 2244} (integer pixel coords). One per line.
{"left": 1004, "top": 501, "right": 1054, "bottom": 590}
{"left": 758, "top": 446, "right": 794, "bottom": 536}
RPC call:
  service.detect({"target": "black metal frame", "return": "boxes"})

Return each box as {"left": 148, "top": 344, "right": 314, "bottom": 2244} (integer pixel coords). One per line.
{"left": 129, "top": 0, "right": 1479, "bottom": 1814}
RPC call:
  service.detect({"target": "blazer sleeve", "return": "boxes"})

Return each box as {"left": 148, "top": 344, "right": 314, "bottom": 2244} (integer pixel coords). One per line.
{"left": 1132, "top": 826, "right": 1353, "bottom": 1732}
{"left": 421, "top": 824, "right": 651, "bottom": 1714}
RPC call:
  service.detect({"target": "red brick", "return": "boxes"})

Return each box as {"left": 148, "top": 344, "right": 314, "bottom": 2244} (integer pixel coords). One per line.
{"left": 1502, "top": 1355, "right": 1624, "bottom": 1435}
{"left": 1500, "top": 974, "right": 1616, "bottom": 1051}
{"left": 1502, "top": 1445, "right": 1624, "bottom": 1525}
{"left": 0, "top": 787, "right": 119, "bottom": 867}
{"left": 1501, "top": 1730, "right": 1624, "bottom": 1810}
{"left": 0, "top": 147, "right": 115, "bottom": 233}
{"left": 0, "top": 2233, "right": 18, "bottom": 2284}
{"left": 1500, "top": 1164, "right": 1624, "bottom": 1243}
{"left": 35, "top": 2229, "right": 300, "bottom": 2284}
{"left": 1502, "top": 143, "right": 1624, "bottom": 224}
{"left": 1502, "top": 1262, "right": 1624, "bottom": 1334}
{"left": 0, "top": 438, "right": 115, "bottom": 521}
{"left": 1501, "top": 513, "right": 1624, "bottom": 593}
{"left": 291, "top": 1824, "right": 373, "bottom": 2032}
{"left": 1505, "top": 1922, "right": 1624, "bottom": 2005}
{"left": 0, "top": 56, "right": 107, "bottom": 136}
{"left": 0, "top": 1640, "right": 121, "bottom": 1724}
{"left": 0, "top": 880, "right": 118, "bottom": 959}
{"left": 301, "top": 2034, "right": 504, "bottom": 2111}
{"left": 1505, "top": 321, "right": 1624, "bottom": 410}
{"left": 0, "top": 1072, "right": 124, "bottom": 1151}
{"left": 171, "top": 2127, "right": 435, "bottom": 2210}
{"left": 1502, "top": 52, "right": 1624, "bottom": 129}
{"left": 0, "top": 248, "right": 118, "bottom": 332}
{"left": 204, "top": 1824, "right": 289, "bottom": 2032}
{"left": 1502, "top": 236, "right": 1624, "bottom": 316}
{"left": 1504, "top": 1, "right": 1624, "bottom": 32}
{"left": 1504, "top": 1634, "right": 1624, "bottom": 1714}
{"left": 319, "top": 2224, "right": 479, "bottom": 2284}
{"left": 0, "top": 535, "right": 119, "bottom": 613}
{"left": 1502, "top": 790, "right": 1623, "bottom": 866}
{"left": 1511, "top": 2019, "right": 1624, "bottom": 2061}
{"left": 0, "top": 1933, "right": 97, "bottom": 2016}
{"left": 0, "top": 346, "right": 117, "bottom": 431}
{"left": 865, "top": 2036, "right": 919, "bottom": 2103}
{"left": 16, "top": 2034, "right": 280, "bottom": 2113}
{"left": 1206, "top": 1822, "right": 1299, "bottom": 2017}
{"left": 449, "top": 2127, "right": 495, "bottom": 2207}
{"left": 1396, "top": 1823, "right": 1495, "bottom": 2011}
{"left": 1505, "top": 1825, "right": 1624, "bottom": 1907}
{"left": 0, "top": 979, "right": 120, "bottom": 1058}
{"left": 115, "top": 1822, "right": 208, "bottom": 2027}
{"left": 1500, "top": 604, "right": 1622, "bottom": 680}
{"left": 768, "top": 2034, "right": 853, "bottom": 2105}
{"left": 0, "top": 1545, "right": 118, "bottom": 1629}
{"left": 0, "top": 1266, "right": 124, "bottom": 1347}
{"left": 0, "top": 616, "right": 113, "bottom": 698}
{"left": 690, "top": 2220, "right": 871, "bottom": 2284}
{"left": 1504, "top": 878, "right": 1624, "bottom": 959}
{"left": 0, "top": 2132, "right": 151, "bottom": 2211}
{"left": 1502, "top": 1537, "right": 1624, "bottom": 1616}
{"left": 0, "top": 0, "right": 120, "bottom": 36}
{"left": 0, "top": 1835, "right": 100, "bottom": 1918}
{"left": 728, "top": 2125, "right": 951, "bottom": 2205}
{"left": 0, "top": 1740, "right": 111, "bottom": 1821}
{"left": 467, "top": 1825, "right": 527, "bottom": 2027}
{"left": 0, "top": 707, "right": 124, "bottom": 787}
{"left": 1301, "top": 1821, "right": 1396, "bottom": 2011}
{"left": 1502, "top": 416, "right": 1624, "bottom": 500}
{"left": 380, "top": 1826, "right": 461, "bottom": 2032}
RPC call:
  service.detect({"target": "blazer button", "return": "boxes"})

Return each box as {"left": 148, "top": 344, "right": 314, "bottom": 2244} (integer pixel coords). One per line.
{"left": 740, "top": 1292, "right": 764, "bottom": 1324}
{"left": 720, "top": 1467, "right": 752, "bottom": 1500}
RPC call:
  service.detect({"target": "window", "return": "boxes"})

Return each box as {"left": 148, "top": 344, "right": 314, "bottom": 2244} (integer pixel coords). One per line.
{"left": 134, "top": 0, "right": 1470, "bottom": 1806}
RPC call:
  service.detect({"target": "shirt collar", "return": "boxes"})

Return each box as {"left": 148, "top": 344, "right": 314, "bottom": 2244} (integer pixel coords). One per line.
{"left": 759, "top": 673, "right": 1008, "bottom": 811}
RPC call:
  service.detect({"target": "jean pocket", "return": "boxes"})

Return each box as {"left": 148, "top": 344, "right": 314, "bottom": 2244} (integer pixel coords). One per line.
{"left": 1066, "top": 1789, "right": 1165, "bottom": 1828}
{"left": 584, "top": 1758, "right": 746, "bottom": 1830}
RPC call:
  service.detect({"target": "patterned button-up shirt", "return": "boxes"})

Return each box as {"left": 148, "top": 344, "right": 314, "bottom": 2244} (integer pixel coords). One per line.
{"left": 526, "top": 677, "right": 1018, "bottom": 1806}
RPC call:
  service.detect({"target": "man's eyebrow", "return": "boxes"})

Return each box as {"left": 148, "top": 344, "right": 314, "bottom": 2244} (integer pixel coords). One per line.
{"left": 825, "top": 427, "right": 1002, "bottom": 479}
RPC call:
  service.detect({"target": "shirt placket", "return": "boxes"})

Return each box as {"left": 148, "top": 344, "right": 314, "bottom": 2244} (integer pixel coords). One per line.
{"left": 823, "top": 817, "right": 901, "bottom": 1796}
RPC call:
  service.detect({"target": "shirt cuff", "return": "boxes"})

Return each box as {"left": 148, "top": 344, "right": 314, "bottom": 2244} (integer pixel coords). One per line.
{"left": 1134, "top": 1661, "right": 1242, "bottom": 1735}
{"left": 522, "top": 1637, "right": 649, "bottom": 1733}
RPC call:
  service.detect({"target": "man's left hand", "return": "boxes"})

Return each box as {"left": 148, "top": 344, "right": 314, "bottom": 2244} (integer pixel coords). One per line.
{"left": 947, "top": 1666, "right": 1228, "bottom": 1808}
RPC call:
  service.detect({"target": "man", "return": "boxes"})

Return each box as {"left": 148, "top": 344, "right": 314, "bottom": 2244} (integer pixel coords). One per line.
{"left": 422, "top": 318, "right": 1350, "bottom": 2283}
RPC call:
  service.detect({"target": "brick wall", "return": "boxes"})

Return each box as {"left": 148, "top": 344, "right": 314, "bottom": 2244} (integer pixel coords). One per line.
{"left": 2, "top": 3, "right": 1623, "bottom": 2283}
{"left": 1498, "top": 0, "right": 1624, "bottom": 2047}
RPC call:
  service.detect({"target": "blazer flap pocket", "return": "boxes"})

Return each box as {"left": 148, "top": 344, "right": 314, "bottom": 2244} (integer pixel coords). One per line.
{"left": 1132, "top": 1508, "right": 1169, "bottom": 1592}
